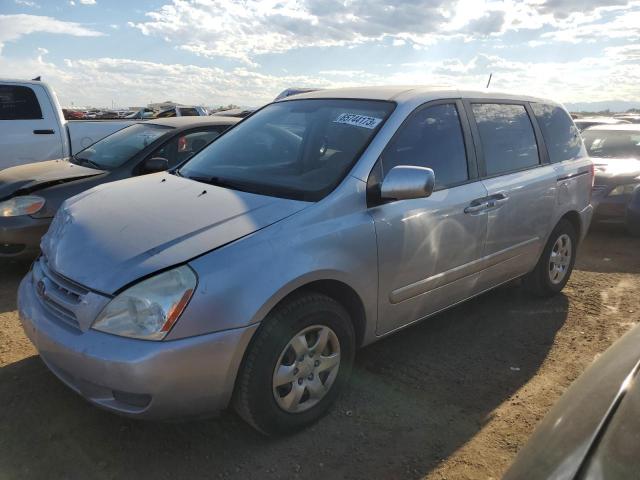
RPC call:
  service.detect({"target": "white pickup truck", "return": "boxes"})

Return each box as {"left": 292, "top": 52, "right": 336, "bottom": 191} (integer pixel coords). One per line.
{"left": 0, "top": 79, "right": 135, "bottom": 170}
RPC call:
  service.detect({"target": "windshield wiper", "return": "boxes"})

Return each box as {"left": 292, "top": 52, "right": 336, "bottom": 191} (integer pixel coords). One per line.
{"left": 185, "top": 174, "right": 257, "bottom": 192}
{"left": 176, "top": 170, "right": 309, "bottom": 200}
{"left": 72, "top": 156, "right": 102, "bottom": 170}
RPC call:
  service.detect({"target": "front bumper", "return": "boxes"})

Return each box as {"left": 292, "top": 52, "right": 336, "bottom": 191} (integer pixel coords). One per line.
{"left": 593, "top": 192, "right": 640, "bottom": 228}
{"left": 0, "top": 215, "right": 51, "bottom": 259}
{"left": 18, "top": 272, "right": 258, "bottom": 419}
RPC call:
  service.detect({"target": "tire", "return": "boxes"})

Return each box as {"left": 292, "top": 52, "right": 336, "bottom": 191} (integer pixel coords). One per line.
{"left": 524, "top": 219, "right": 577, "bottom": 297}
{"left": 233, "top": 292, "right": 355, "bottom": 435}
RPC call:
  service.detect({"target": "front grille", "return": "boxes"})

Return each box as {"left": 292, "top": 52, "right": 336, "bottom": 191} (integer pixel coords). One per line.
{"left": 33, "top": 256, "right": 88, "bottom": 331}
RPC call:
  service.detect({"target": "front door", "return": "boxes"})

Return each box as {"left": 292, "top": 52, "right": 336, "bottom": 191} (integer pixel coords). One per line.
{"left": 369, "top": 101, "right": 489, "bottom": 336}
{"left": 0, "top": 84, "right": 64, "bottom": 169}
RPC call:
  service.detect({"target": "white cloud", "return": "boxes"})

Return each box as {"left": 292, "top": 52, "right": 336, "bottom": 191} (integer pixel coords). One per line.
{"left": 129, "top": 0, "right": 640, "bottom": 62}
{"left": 0, "top": 14, "right": 103, "bottom": 53}
{"left": 14, "top": 0, "right": 38, "bottom": 7}
{"left": 130, "top": 0, "right": 463, "bottom": 63}
{"left": 1, "top": 47, "right": 637, "bottom": 108}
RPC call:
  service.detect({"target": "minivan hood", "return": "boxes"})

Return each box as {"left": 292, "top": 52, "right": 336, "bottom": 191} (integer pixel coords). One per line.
{"left": 0, "top": 159, "right": 104, "bottom": 200}
{"left": 41, "top": 173, "right": 309, "bottom": 294}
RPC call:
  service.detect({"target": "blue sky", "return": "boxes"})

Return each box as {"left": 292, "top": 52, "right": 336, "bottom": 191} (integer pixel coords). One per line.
{"left": 0, "top": 0, "right": 639, "bottom": 108}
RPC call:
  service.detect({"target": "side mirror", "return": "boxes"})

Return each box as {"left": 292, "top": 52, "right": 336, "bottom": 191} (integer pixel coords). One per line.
{"left": 143, "top": 157, "right": 169, "bottom": 173}
{"left": 380, "top": 165, "right": 435, "bottom": 201}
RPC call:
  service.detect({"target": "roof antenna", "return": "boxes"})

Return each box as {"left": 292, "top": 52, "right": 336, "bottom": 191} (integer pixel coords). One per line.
{"left": 486, "top": 73, "right": 493, "bottom": 89}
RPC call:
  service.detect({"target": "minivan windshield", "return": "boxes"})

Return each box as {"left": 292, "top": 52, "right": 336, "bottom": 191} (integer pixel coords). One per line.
{"left": 178, "top": 99, "right": 395, "bottom": 201}
{"left": 71, "top": 123, "right": 172, "bottom": 170}
{"left": 582, "top": 129, "right": 640, "bottom": 159}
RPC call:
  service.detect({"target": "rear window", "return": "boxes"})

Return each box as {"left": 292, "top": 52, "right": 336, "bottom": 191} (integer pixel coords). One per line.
{"left": 582, "top": 130, "right": 640, "bottom": 159}
{"left": 532, "top": 103, "right": 584, "bottom": 163}
{"left": 472, "top": 103, "right": 539, "bottom": 176}
{"left": 0, "top": 85, "right": 43, "bottom": 120}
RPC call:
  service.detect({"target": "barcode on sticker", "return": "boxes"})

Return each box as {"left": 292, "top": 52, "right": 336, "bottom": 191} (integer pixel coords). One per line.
{"left": 334, "top": 113, "right": 382, "bottom": 130}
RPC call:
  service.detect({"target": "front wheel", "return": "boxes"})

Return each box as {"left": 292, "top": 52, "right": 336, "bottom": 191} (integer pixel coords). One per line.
{"left": 524, "top": 219, "right": 577, "bottom": 297}
{"left": 233, "top": 293, "right": 355, "bottom": 435}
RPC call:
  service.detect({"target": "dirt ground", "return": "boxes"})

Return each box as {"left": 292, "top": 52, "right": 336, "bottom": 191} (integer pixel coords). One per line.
{"left": 1, "top": 227, "right": 639, "bottom": 480}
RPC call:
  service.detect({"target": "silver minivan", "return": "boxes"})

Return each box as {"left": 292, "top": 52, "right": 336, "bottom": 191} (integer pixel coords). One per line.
{"left": 18, "top": 87, "right": 594, "bottom": 434}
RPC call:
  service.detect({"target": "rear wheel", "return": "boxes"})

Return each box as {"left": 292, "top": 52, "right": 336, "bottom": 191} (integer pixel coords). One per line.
{"left": 233, "top": 293, "right": 355, "bottom": 435}
{"left": 524, "top": 219, "right": 577, "bottom": 297}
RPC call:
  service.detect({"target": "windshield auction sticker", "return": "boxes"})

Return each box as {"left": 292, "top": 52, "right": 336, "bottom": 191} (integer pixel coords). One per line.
{"left": 334, "top": 113, "right": 383, "bottom": 129}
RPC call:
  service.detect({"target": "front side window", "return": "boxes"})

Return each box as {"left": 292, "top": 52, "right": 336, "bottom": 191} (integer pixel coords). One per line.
{"left": 380, "top": 103, "right": 469, "bottom": 189}
{"left": 0, "top": 85, "right": 43, "bottom": 120}
{"left": 72, "top": 124, "right": 172, "bottom": 170}
{"left": 179, "top": 99, "right": 395, "bottom": 201}
{"left": 473, "top": 103, "right": 539, "bottom": 176}
{"left": 151, "top": 128, "right": 226, "bottom": 167}
{"left": 532, "top": 103, "right": 584, "bottom": 163}
{"left": 582, "top": 130, "right": 640, "bottom": 159}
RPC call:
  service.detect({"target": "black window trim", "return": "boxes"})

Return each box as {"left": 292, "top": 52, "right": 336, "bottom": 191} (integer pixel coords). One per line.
{"left": 463, "top": 98, "right": 549, "bottom": 180}
{"left": 367, "top": 98, "right": 481, "bottom": 206}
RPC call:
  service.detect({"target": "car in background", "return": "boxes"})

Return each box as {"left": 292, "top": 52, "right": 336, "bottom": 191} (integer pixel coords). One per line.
{"left": 125, "top": 108, "right": 156, "bottom": 120}
{"left": 504, "top": 322, "right": 640, "bottom": 479}
{"left": 613, "top": 113, "right": 640, "bottom": 124}
{"left": 0, "top": 116, "right": 238, "bottom": 260}
{"left": 62, "top": 109, "right": 84, "bottom": 120}
{"left": 17, "top": 87, "right": 593, "bottom": 434}
{"left": 574, "top": 116, "right": 630, "bottom": 132}
{"left": 583, "top": 124, "right": 640, "bottom": 235}
{"left": 156, "top": 105, "right": 208, "bottom": 118}
{"left": 1, "top": 79, "right": 135, "bottom": 169}
{"left": 210, "top": 108, "right": 255, "bottom": 118}
{"left": 274, "top": 87, "right": 320, "bottom": 101}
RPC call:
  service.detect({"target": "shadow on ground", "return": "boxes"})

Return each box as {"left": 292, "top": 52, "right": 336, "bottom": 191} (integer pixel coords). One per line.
{"left": 576, "top": 226, "right": 640, "bottom": 275}
{"left": 0, "top": 260, "right": 30, "bottom": 315}
{"left": 0, "top": 281, "right": 568, "bottom": 480}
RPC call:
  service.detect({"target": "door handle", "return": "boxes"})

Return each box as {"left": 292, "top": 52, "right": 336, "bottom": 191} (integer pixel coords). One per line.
{"left": 33, "top": 129, "right": 55, "bottom": 135}
{"left": 464, "top": 202, "right": 489, "bottom": 214}
{"left": 487, "top": 193, "right": 509, "bottom": 208}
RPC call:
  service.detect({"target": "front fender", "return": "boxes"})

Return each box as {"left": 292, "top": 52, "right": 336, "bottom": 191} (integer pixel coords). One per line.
{"left": 167, "top": 206, "right": 379, "bottom": 343}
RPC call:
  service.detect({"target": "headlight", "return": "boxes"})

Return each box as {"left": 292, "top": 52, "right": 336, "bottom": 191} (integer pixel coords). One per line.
{"left": 609, "top": 183, "right": 640, "bottom": 197}
{"left": 0, "top": 195, "right": 45, "bottom": 217}
{"left": 92, "top": 265, "right": 197, "bottom": 340}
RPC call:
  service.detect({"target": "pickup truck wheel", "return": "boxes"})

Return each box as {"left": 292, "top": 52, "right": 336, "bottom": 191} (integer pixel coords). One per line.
{"left": 233, "top": 293, "right": 355, "bottom": 435}
{"left": 524, "top": 219, "right": 577, "bottom": 297}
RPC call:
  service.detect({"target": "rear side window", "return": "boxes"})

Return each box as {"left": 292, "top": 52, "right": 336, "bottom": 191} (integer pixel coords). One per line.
{"left": 472, "top": 103, "right": 539, "bottom": 176}
{"left": 381, "top": 103, "right": 469, "bottom": 189}
{"left": 0, "top": 85, "right": 43, "bottom": 120}
{"left": 532, "top": 103, "right": 583, "bottom": 163}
